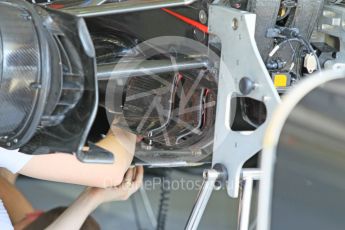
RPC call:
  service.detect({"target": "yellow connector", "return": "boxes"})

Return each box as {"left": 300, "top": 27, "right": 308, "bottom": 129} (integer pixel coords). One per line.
{"left": 273, "top": 74, "right": 288, "bottom": 88}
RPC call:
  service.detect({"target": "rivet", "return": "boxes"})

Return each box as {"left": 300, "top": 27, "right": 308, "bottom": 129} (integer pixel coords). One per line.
{"left": 199, "top": 10, "right": 208, "bottom": 24}
{"left": 232, "top": 18, "right": 239, "bottom": 30}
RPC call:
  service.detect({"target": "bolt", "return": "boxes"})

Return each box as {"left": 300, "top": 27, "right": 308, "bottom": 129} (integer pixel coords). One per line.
{"left": 30, "top": 82, "right": 42, "bottom": 90}
{"left": 232, "top": 17, "right": 239, "bottom": 30}
{"left": 263, "top": 96, "right": 270, "bottom": 102}
{"left": 193, "top": 29, "right": 206, "bottom": 42}
{"left": 239, "top": 77, "right": 256, "bottom": 95}
{"left": 203, "top": 170, "right": 208, "bottom": 179}
{"left": 214, "top": 181, "right": 222, "bottom": 190}
{"left": 21, "top": 12, "right": 32, "bottom": 21}
{"left": 199, "top": 10, "right": 208, "bottom": 24}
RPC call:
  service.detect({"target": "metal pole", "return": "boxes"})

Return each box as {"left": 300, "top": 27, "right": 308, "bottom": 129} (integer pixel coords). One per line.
{"left": 97, "top": 58, "right": 208, "bottom": 81}
{"left": 42, "top": 0, "right": 106, "bottom": 8}
{"left": 139, "top": 186, "right": 158, "bottom": 228}
{"left": 62, "top": 0, "right": 198, "bottom": 17}
{"left": 237, "top": 169, "right": 261, "bottom": 230}
{"left": 238, "top": 178, "right": 253, "bottom": 230}
{"left": 88, "top": 0, "right": 107, "bottom": 6}
{"left": 185, "top": 169, "right": 219, "bottom": 230}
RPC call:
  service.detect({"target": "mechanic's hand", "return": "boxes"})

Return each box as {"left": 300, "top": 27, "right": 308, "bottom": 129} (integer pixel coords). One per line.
{"left": 86, "top": 166, "right": 144, "bottom": 206}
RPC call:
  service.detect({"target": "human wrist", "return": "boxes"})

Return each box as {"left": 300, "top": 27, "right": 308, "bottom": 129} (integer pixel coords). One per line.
{"left": 80, "top": 188, "right": 103, "bottom": 211}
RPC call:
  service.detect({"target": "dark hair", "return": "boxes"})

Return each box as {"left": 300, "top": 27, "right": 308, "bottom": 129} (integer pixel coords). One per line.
{"left": 24, "top": 207, "right": 100, "bottom": 230}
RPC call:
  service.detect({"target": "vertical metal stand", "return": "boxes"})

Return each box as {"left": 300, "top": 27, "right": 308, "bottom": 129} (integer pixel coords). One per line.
{"left": 237, "top": 169, "right": 261, "bottom": 230}
{"left": 139, "top": 186, "right": 158, "bottom": 229}
{"left": 185, "top": 167, "right": 261, "bottom": 230}
{"left": 185, "top": 164, "right": 228, "bottom": 230}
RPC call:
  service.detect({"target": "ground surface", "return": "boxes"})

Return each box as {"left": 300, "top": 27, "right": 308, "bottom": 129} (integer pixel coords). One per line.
{"left": 17, "top": 170, "right": 242, "bottom": 230}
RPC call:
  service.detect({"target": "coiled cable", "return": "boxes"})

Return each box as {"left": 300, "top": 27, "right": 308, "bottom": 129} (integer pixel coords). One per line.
{"left": 156, "top": 169, "right": 172, "bottom": 230}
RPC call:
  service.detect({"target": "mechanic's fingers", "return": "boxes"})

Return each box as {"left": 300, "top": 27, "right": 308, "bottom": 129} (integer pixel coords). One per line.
{"left": 136, "top": 136, "right": 143, "bottom": 143}
{"left": 123, "top": 168, "right": 134, "bottom": 187}
{"left": 132, "top": 167, "right": 137, "bottom": 181}
{"left": 135, "top": 166, "right": 143, "bottom": 181}
{"left": 114, "top": 167, "right": 143, "bottom": 200}
{"left": 132, "top": 166, "right": 144, "bottom": 189}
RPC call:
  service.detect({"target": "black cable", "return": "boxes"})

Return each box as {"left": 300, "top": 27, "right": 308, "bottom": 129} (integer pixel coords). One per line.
{"left": 277, "top": 38, "right": 305, "bottom": 50}
{"left": 156, "top": 170, "right": 172, "bottom": 230}
{"left": 281, "top": 37, "right": 321, "bottom": 71}
{"left": 266, "top": 38, "right": 302, "bottom": 70}
{"left": 279, "top": 38, "right": 305, "bottom": 73}
{"left": 268, "top": 37, "right": 321, "bottom": 73}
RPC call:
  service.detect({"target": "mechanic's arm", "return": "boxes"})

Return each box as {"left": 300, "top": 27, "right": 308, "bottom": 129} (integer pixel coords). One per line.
{"left": 19, "top": 128, "right": 136, "bottom": 188}
{"left": 46, "top": 166, "right": 143, "bottom": 230}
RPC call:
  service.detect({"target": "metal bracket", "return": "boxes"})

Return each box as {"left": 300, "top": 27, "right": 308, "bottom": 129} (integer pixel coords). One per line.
{"left": 61, "top": 0, "right": 198, "bottom": 18}
{"left": 76, "top": 142, "right": 114, "bottom": 164}
{"left": 208, "top": 5, "right": 280, "bottom": 197}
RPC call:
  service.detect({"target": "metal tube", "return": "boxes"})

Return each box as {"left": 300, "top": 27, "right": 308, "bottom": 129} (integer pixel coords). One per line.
{"left": 62, "top": 0, "right": 198, "bottom": 18}
{"left": 97, "top": 58, "right": 208, "bottom": 81}
{"left": 185, "top": 169, "right": 219, "bottom": 230}
{"left": 237, "top": 169, "right": 262, "bottom": 230}
{"left": 89, "top": 0, "right": 107, "bottom": 6}
{"left": 139, "top": 187, "right": 158, "bottom": 228}
{"left": 52, "top": 0, "right": 107, "bottom": 8}
{"left": 241, "top": 168, "right": 262, "bottom": 181}
{"left": 238, "top": 178, "right": 254, "bottom": 230}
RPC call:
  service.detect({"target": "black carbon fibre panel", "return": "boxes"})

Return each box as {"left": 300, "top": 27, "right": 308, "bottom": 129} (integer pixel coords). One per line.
{"left": 247, "top": 0, "right": 281, "bottom": 61}
{"left": 287, "top": 0, "right": 325, "bottom": 39}
{"left": 276, "top": 0, "right": 325, "bottom": 74}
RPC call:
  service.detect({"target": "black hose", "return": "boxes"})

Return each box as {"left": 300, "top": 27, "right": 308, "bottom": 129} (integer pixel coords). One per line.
{"left": 156, "top": 169, "right": 172, "bottom": 230}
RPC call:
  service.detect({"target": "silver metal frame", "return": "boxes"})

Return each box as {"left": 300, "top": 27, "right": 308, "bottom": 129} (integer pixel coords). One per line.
{"left": 238, "top": 169, "right": 261, "bottom": 230}
{"left": 185, "top": 167, "right": 261, "bottom": 230}
{"left": 185, "top": 168, "right": 222, "bottom": 230}
{"left": 208, "top": 5, "right": 280, "bottom": 198}
{"left": 97, "top": 58, "right": 208, "bottom": 81}
{"left": 62, "top": 0, "right": 198, "bottom": 17}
